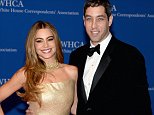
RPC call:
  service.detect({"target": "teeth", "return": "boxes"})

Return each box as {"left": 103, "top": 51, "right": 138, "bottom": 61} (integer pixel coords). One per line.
{"left": 42, "top": 49, "right": 51, "bottom": 53}
{"left": 91, "top": 31, "right": 99, "bottom": 37}
{"left": 91, "top": 30, "right": 99, "bottom": 35}
{"left": 92, "top": 31, "right": 98, "bottom": 34}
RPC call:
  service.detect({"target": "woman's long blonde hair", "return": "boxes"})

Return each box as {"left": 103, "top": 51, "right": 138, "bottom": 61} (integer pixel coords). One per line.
{"left": 19, "top": 21, "right": 64, "bottom": 105}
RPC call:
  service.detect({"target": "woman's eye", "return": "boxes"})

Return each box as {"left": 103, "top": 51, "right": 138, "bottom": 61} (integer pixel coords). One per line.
{"left": 35, "top": 40, "right": 42, "bottom": 43}
{"left": 48, "top": 38, "right": 54, "bottom": 41}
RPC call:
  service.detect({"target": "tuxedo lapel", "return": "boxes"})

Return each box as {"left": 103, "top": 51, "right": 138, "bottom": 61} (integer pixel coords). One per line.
{"left": 89, "top": 37, "right": 116, "bottom": 95}
{"left": 80, "top": 79, "right": 88, "bottom": 103}
{"left": 90, "top": 55, "right": 111, "bottom": 93}
{"left": 79, "top": 58, "right": 88, "bottom": 103}
{"left": 78, "top": 44, "right": 90, "bottom": 103}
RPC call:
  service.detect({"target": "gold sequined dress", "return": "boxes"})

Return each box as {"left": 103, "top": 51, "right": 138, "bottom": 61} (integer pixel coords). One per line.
{"left": 28, "top": 79, "right": 75, "bottom": 115}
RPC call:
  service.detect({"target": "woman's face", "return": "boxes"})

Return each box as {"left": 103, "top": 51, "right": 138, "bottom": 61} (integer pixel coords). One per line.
{"left": 34, "top": 28, "right": 56, "bottom": 62}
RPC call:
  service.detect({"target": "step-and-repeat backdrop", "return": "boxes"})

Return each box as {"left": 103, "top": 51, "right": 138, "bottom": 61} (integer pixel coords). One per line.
{"left": 0, "top": 0, "right": 154, "bottom": 114}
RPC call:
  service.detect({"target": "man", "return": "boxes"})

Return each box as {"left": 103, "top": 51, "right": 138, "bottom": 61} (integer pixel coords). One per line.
{"left": 69, "top": 0, "right": 152, "bottom": 114}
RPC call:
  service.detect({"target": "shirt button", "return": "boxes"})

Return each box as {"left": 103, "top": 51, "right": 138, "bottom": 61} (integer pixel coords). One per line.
{"left": 86, "top": 107, "right": 92, "bottom": 111}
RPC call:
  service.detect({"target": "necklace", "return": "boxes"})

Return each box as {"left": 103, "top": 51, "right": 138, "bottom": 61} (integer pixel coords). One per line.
{"left": 46, "top": 60, "right": 59, "bottom": 70}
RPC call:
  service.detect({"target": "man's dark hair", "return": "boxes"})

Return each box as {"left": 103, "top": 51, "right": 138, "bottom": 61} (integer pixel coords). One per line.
{"left": 84, "top": 0, "right": 112, "bottom": 19}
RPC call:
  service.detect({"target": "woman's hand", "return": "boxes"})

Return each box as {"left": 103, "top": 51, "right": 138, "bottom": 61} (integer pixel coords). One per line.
{"left": 26, "top": 102, "right": 34, "bottom": 115}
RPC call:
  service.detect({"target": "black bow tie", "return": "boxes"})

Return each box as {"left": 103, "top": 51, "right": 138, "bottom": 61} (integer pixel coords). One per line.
{"left": 87, "top": 44, "right": 100, "bottom": 57}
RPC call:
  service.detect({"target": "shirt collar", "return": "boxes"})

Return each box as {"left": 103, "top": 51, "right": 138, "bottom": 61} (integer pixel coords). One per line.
{"left": 90, "top": 32, "right": 112, "bottom": 48}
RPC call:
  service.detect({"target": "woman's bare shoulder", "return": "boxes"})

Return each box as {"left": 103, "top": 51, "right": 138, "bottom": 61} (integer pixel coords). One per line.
{"left": 62, "top": 64, "right": 77, "bottom": 72}
{"left": 61, "top": 64, "right": 78, "bottom": 80}
{"left": 13, "top": 67, "right": 26, "bottom": 83}
{"left": 15, "top": 67, "right": 26, "bottom": 76}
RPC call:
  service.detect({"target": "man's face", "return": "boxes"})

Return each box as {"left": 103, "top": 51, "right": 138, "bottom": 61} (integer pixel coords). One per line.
{"left": 84, "top": 6, "right": 113, "bottom": 45}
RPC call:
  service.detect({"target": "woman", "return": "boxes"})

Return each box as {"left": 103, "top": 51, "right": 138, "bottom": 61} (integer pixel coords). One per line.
{"left": 0, "top": 21, "right": 78, "bottom": 115}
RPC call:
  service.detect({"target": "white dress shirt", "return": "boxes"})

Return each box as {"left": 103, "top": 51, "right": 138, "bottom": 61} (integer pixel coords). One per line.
{"left": 83, "top": 33, "right": 112, "bottom": 99}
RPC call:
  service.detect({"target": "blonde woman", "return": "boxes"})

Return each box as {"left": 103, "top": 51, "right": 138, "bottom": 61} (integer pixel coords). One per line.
{"left": 0, "top": 21, "right": 78, "bottom": 115}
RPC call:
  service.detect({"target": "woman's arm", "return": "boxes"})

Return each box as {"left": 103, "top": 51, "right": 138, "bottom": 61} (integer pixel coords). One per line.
{"left": 0, "top": 105, "right": 4, "bottom": 115}
{"left": 71, "top": 82, "right": 78, "bottom": 115}
{"left": 0, "top": 68, "right": 26, "bottom": 114}
{"left": 70, "top": 66, "right": 78, "bottom": 115}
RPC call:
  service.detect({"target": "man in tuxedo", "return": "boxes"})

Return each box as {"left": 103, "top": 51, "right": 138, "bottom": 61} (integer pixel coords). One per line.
{"left": 69, "top": 0, "right": 152, "bottom": 114}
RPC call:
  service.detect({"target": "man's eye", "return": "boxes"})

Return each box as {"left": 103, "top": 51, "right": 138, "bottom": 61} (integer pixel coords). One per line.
{"left": 85, "top": 17, "right": 91, "bottom": 21}
{"left": 98, "top": 18, "right": 104, "bottom": 21}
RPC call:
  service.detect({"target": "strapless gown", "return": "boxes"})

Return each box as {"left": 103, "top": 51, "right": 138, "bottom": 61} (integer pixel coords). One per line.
{"left": 28, "top": 79, "right": 75, "bottom": 115}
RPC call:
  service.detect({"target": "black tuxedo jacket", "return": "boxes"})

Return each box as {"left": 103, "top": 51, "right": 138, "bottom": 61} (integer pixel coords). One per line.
{"left": 69, "top": 36, "right": 152, "bottom": 115}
